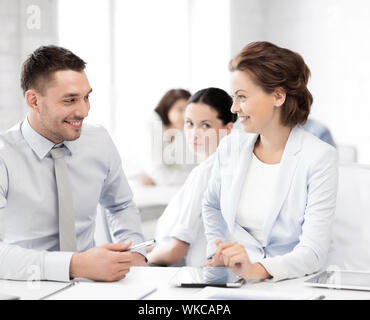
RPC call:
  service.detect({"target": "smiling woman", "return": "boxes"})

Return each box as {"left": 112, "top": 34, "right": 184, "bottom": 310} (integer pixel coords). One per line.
{"left": 203, "top": 41, "right": 338, "bottom": 282}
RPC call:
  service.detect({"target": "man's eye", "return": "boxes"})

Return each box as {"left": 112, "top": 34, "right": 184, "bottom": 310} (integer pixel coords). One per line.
{"left": 64, "top": 99, "right": 76, "bottom": 103}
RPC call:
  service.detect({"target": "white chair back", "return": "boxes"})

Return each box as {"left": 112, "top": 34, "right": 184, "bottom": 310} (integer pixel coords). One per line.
{"left": 337, "top": 144, "right": 358, "bottom": 163}
{"left": 326, "top": 163, "right": 370, "bottom": 270}
{"left": 94, "top": 205, "right": 113, "bottom": 245}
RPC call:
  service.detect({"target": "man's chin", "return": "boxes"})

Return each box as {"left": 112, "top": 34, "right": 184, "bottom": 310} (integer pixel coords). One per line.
{"left": 64, "top": 132, "right": 81, "bottom": 141}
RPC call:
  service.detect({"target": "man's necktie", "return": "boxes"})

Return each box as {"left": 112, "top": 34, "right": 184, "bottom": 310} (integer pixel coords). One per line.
{"left": 50, "top": 146, "right": 77, "bottom": 252}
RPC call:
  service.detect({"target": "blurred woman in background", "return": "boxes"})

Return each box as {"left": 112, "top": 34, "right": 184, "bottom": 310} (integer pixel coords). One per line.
{"left": 140, "top": 88, "right": 195, "bottom": 186}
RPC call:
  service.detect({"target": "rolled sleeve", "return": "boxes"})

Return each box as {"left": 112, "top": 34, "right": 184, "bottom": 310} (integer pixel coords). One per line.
{"left": 259, "top": 246, "right": 320, "bottom": 282}
{"left": 43, "top": 251, "right": 74, "bottom": 282}
{"left": 170, "top": 224, "right": 196, "bottom": 245}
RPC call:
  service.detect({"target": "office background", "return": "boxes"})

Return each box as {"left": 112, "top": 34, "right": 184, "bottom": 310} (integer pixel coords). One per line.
{"left": 1, "top": 0, "right": 370, "bottom": 176}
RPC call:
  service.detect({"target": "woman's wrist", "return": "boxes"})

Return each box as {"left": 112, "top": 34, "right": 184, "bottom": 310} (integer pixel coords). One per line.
{"left": 249, "top": 262, "right": 272, "bottom": 280}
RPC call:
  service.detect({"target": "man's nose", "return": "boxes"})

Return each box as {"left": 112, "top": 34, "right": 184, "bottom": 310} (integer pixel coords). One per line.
{"left": 75, "top": 100, "right": 90, "bottom": 118}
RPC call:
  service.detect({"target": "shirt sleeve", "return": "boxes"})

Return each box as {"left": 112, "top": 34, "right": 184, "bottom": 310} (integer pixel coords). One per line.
{"left": 168, "top": 167, "right": 205, "bottom": 245}
{"left": 0, "top": 158, "right": 72, "bottom": 282}
{"left": 98, "top": 129, "right": 146, "bottom": 257}
{"left": 259, "top": 147, "right": 338, "bottom": 282}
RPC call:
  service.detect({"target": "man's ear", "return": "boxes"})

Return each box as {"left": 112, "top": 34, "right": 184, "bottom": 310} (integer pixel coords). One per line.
{"left": 25, "top": 89, "right": 40, "bottom": 113}
{"left": 273, "top": 87, "right": 286, "bottom": 108}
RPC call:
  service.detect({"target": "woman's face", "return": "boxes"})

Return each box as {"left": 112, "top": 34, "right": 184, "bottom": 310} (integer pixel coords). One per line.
{"left": 167, "top": 98, "right": 188, "bottom": 130}
{"left": 184, "top": 102, "right": 232, "bottom": 158}
{"left": 230, "top": 70, "right": 284, "bottom": 134}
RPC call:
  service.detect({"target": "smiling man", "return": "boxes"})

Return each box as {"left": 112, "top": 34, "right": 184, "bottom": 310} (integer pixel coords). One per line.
{"left": 0, "top": 45, "right": 146, "bottom": 282}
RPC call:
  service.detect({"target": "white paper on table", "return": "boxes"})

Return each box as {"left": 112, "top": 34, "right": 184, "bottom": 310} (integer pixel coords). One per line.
{"left": 45, "top": 282, "right": 157, "bottom": 300}
{"left": 195, "top": 287, "right": 324, "bottom": 300}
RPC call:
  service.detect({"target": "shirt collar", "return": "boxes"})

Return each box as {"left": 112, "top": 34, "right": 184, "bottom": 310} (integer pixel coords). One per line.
{"left": 21, "top": 118, "right": 74, "bottom": 160}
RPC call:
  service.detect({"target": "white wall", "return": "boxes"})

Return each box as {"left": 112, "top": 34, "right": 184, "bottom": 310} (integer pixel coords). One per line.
{"left": 230, "top": 0, "right": 370, "bottom": 164}
{"left": 0, "top": 0, "right": 58, "bottom": 132}
{"left": 58, "top": 0, "right": 112, "bottom": 131}
{"left": 188, "top": 0, "right": 231, "bottom": 93}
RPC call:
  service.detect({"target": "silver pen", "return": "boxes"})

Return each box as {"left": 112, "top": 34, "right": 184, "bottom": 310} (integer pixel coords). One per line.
{"left": 122, "top": 239, "right": 156, "bottom": 252}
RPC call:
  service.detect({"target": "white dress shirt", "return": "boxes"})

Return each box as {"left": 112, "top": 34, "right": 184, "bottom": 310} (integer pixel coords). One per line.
{"left": 0, "top": 118, "right": 145, "bottom": 282}
{"left": 154, "top": 153, "right": 216, "bottom": 266}
{"left": 236, "top": 153, "right": 281, "bottom": 246}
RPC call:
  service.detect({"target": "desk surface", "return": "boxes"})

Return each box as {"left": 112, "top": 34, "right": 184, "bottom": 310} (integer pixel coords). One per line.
{"left": 129, "top": 180, "right": 180, "bottom": 208}
{"left": 1, "top": 267, "right": 370, "bottom": 300}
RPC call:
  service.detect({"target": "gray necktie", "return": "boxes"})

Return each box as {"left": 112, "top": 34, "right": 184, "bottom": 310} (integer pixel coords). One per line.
{"left": 50, "top": 146, "right": 77, "bottom": 252}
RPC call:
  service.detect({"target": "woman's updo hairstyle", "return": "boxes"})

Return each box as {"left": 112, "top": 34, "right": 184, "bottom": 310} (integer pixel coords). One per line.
{"left": 229, "top": 41, "right": 313, "bottom": 126}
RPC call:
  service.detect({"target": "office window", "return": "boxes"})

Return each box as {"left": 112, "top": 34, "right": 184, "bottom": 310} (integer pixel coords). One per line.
{"left": 58, "top": 0, "right": 231, "bottom": 174}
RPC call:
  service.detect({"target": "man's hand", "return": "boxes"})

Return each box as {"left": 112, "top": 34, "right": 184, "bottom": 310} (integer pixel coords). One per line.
{"left": 131, "top": 252, "right": 147, "bottom": 266}
{"left": 70, "top": 241, "right": 135, "bottom": 282}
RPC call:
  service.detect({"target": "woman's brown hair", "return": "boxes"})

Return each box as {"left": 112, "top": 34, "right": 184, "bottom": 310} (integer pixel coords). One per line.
{"left": 154, "top": 89, "right": 191, "bottom": 126}
{"left": 229, "top": 41, "right": 313, "bottom": 127}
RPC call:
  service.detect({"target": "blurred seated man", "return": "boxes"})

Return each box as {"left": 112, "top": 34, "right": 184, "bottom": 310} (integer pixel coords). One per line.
{"left": 303, "top": 118, "right": 336, "bottom": 147}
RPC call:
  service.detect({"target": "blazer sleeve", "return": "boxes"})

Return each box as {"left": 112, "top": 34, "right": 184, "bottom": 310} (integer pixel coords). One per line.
{"left": 201, "top": 150, "right": 229, "bottom": 259}
{"left": 260, "top": 147, "right": 339, "bottom": 282}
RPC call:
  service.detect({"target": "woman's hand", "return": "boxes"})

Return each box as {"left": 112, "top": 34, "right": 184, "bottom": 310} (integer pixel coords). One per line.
{"left": 210, "top": 238, "right": 272, "bottom": 280}
{"left": 139, "top": 174, "right": 156, "bottom": 186}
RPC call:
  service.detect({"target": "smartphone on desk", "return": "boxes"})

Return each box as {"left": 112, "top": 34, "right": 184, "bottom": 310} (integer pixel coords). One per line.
{"left": 170, "top": 266, "right": 245, "bottom": 288}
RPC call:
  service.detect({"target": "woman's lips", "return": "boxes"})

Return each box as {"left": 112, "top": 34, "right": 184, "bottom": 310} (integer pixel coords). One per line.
{"left": 238, "top": 115, "right": 250, "bottom": 123}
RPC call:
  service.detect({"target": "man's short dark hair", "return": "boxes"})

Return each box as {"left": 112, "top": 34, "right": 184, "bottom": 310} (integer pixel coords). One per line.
{"left": 20, "top": 45, "right": 86, "bottom": 96}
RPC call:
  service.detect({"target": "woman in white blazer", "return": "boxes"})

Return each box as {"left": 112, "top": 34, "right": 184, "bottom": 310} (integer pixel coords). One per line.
{"left": 203, "top": 41, "right": 338, "bottom": 282}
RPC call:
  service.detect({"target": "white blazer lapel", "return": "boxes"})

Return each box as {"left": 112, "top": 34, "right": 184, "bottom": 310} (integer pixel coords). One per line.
{"left": 262, "top": 126, "right": 304, "bottom": 244}
{"left": 224, "top": 133, "right": 258, "bottom": 232}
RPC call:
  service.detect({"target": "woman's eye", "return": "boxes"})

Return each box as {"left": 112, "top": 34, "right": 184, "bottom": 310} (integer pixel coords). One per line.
{"left": 238, "top": 95, "right": 246, "bottom": 102}
{"left": 202, "top": 123, "right": 211, "bottom": 129}
{"left": 185, "top": 121, "right": 193, "bottom": 127}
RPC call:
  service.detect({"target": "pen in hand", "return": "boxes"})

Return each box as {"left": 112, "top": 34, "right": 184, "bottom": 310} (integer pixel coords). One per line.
{"left": 121, "top": 239, "right": 156, "bottom": 252}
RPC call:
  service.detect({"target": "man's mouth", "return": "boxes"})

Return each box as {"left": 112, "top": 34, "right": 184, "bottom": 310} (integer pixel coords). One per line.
{"left": 64, "top": 119, "right": 83, "bottom": 129}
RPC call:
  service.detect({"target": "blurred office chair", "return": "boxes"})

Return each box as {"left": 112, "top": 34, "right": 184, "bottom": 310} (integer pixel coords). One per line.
{"left": 94, "top": 205, "right": 113, "bottom": 246}
{"left": 326, "top": 163, "right": 370, "bottom": 270}
{"left": 337, "top": 144, "right": 358, "bottom": 163}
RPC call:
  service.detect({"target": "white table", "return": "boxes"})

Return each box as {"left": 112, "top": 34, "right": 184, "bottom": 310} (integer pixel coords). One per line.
{"left": 1, "top": 267, "right": 370, "bottom": 300}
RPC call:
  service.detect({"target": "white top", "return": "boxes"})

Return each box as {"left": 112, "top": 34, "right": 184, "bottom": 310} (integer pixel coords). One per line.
{"left": 236, "top": 153, "right": 281, "bottom": 246}
{"left": 140, "top": 112, "right": 196, "bottom": 186}
{"left": 154, "top": 153, "right": 216, "bottom": 266}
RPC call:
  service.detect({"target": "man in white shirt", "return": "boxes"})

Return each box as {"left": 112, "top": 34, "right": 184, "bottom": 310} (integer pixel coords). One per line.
{"left": 0, "top": 45, "right": 146, "bottom": 282}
